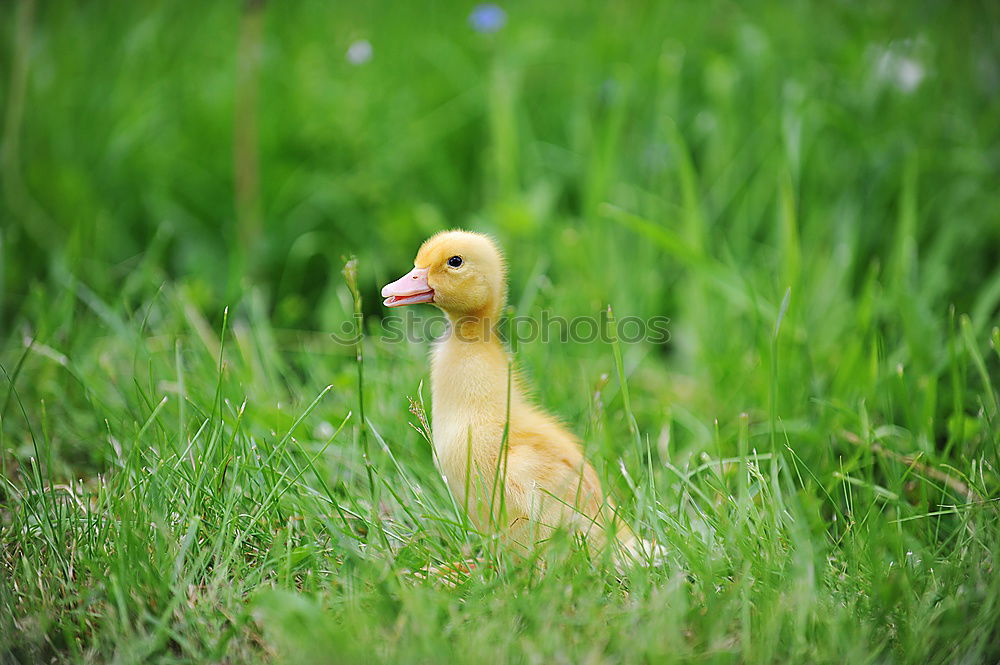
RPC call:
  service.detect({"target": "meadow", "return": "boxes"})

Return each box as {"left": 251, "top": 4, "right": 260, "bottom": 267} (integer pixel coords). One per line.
{"left": 2, "top": 1, "right": 999, "bottom": 663}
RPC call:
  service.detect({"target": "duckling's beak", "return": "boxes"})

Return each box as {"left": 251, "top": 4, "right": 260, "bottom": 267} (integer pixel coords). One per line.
{"left": 381, "top": 267, "right": 434, "bottom": 307}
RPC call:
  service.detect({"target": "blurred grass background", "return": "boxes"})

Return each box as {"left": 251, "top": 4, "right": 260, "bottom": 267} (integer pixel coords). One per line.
{"left": 2, "top": 0, "right": 999, "bottom": 663}
{"left": 5, "top": 1, "right": 998, "bottom": 325}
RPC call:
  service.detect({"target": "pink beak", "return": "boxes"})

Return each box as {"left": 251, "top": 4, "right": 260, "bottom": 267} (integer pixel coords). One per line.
{"left": 381, "top": 267, "right": 434, "bottom": 307}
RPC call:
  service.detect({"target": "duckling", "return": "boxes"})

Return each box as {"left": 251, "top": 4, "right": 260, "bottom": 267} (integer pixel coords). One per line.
{"left": 382, "top": 230, "right": 656, "bottom": 562}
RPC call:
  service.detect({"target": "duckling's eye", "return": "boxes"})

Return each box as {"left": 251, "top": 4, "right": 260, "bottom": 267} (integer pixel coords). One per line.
{"left": 447, "top": 256, "right": 463, "bottom": 268}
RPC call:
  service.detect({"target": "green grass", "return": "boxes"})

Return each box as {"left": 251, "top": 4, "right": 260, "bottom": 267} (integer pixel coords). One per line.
{"left": 2, "top": 1, "right": 1000, "bottom": 663}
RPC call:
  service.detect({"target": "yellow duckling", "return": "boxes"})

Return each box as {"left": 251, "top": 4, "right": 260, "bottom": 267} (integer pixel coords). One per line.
{"left": 382, "top": 230, "right": 657, "bottom": 562}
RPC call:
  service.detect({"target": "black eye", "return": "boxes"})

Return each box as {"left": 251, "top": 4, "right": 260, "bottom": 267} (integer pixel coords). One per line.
{"left": 447, "top": 256, "right": 463, "bottom": 268}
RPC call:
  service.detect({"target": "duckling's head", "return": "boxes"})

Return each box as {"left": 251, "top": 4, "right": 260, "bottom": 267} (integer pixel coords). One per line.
{"left": 382, "top": 230, "right": 507, "bottom": 318}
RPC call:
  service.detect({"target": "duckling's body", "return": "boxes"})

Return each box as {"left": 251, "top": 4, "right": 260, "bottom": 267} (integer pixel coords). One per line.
{"left": 383, "top": 230, "right": 624, "bottom": 554}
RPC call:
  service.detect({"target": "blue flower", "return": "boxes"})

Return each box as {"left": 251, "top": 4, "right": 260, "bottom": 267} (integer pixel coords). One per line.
{"left": 469, "top": 4, "right": 506, "bottom": 34}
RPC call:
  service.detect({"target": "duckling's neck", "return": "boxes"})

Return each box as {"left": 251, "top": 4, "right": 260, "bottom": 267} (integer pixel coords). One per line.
{"left": 449, "top": 313, "right": 500, "bottom": 344}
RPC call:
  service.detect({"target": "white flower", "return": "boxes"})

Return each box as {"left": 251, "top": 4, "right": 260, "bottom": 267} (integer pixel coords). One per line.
{"left": 346, "top": 39, "right": 373, "bottom": 66}
{"left": 895, "top": 57, "right": 924, "bottom": 93}
{"left": 872, "top": 42, "right": 925, "bottom": 94}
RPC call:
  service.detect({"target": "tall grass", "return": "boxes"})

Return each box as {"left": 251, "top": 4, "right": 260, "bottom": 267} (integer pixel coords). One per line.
{"left": 2, "top": 0, "right": 999, "bottom": 663}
